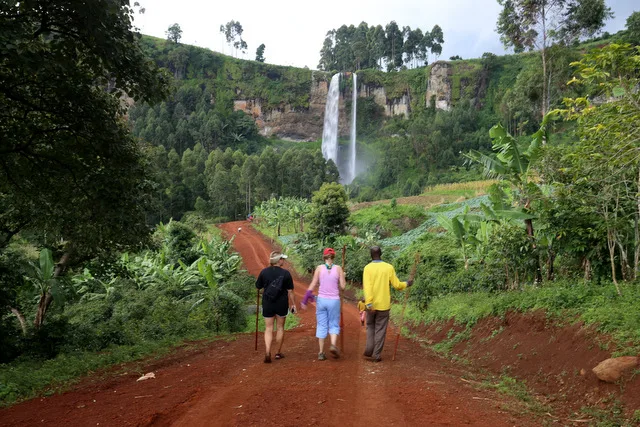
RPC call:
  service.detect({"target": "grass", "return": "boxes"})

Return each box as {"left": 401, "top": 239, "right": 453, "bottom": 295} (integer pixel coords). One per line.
{"left": 422, "top": 180, "right": 497, "bottom": 196}
{"left": 401, "top": 282, "right": 640, "bottom": 355}
{"left": 350, "top": 179, "right": 495, "bottom": 212}
{"left": 350, "top": 203, "right": 427, "bottom": 237}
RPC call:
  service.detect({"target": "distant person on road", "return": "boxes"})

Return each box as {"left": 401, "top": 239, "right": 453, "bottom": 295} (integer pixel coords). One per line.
{"left": 362, "top": 246, "right": 413, "bottom": 362}
{"left": 255, "top": 251, "right": 297, "bottom": 363}
{"left": 301, "top": 247, "right": 346, "bottom": 360}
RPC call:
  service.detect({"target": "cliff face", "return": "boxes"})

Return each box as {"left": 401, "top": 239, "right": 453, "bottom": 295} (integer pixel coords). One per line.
{"left": 230, "top": 60, "right": 487, "bottom": 142}
{"left": 425, "top": 62, "right": 453, "bottom": 111}
{"left": 233, "top": 76, "right": 413, "bottom": 141}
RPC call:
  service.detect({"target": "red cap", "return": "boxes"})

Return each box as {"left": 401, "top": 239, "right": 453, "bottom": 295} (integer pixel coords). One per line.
{"left": 323, "top": 247, "right": 336, "bottom": 257}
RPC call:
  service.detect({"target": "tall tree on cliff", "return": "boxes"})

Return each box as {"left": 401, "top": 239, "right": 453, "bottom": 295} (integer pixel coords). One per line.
{"left": 368, "top": 24, "right": 387, "bottom": 70}
{"left": 256, "top": 43, "right": 266, "bottom": 62}
{"left": 220, "top": 20, "right": 248, "bottom": 57}
{"left": 496, "top": 0, "right": 612, "bottom": 117}
{"left": 0, "top": 0, "right": 170, "bottom": 327}
{"left": 385, "top": 21, "right": 404, "bottom": 71}
{"left": 166, "top": 23, "right": 182, "bottom": 43}
{"left": 430, "top": 24, "right": 444, "bottom": 60}
{"left": 318, "top": 30, "right": 336, "bottom": 70}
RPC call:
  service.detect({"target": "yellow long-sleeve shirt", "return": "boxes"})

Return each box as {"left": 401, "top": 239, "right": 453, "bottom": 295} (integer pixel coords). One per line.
{"left": 362, "top": 260, "right": 407, "bottom": 311}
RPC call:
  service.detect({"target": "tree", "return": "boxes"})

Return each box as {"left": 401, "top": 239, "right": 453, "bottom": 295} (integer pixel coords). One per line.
{"left": 625, "top": 11, "right": 640, "bottom": 45}
{"left": 166, "top": 23, "right": 182, "bottom": 43}
{"left": 220, "top": 20, "right": 248, "bottom": 57}
{"left": 550, "top": 43, "right": 640, "bottom": 292}
{"left": 464, "top": 117, "right": 552, "bottom": 281}
{"left": 318, "top": 30, "right": 336, "bottom": 70}
{"left": 496, "top": 0, "right": 612, "bottom": 117}
{"left": 0, "top": 0, "right": 169, "bottom": 327}
{"left": 385, "top": 21, "right": 404, "bottom": 71}
{"left": 308, "top": 183, "right": 350, "bottom": 239}
{"left": 255, "top": 43, "right": 266, "bottom": 62}
{"left": 430, "top": 24, "right": 444, "bottom": 60}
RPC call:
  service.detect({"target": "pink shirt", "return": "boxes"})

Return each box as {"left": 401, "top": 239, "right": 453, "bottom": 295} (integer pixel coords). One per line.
{"left": 318, "top": 265, "right": 340, "bottom": 300}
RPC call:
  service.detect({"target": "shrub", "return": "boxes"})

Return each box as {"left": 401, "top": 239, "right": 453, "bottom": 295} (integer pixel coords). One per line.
{"left": 165, "top": 221, "right": 198, "bottom": 265}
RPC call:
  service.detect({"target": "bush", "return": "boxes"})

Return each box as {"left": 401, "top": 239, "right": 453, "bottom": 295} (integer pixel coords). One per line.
{"left": 210, "top": 289, "right": 246, "bottom": 333}
{"left": 165, "top": 221, "right": 198, "bottom": 265}
{"left": 307, "top": 183, "right": 350, "bottom": 239}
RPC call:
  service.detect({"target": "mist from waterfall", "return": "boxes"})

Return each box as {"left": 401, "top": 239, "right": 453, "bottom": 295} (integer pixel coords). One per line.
{"left": 348, "top": 73, "right": 357, "bottom": 184}
{"left": 321, "top": 73, "right": 340, "bottom": 166}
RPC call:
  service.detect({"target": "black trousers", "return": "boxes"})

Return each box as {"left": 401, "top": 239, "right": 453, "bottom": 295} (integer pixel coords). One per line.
{"left": 364, "top": 309, "right": 390, "bottom": 359}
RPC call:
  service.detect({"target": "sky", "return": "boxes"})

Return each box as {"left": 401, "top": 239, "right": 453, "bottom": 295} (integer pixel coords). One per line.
{"left": 134, "top": 0, "right": 638, "bottom": 69}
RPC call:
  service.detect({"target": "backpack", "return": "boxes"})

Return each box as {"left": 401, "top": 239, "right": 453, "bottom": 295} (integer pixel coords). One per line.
{"left": 263, "top": 275, "right": 284, "bottom": 302}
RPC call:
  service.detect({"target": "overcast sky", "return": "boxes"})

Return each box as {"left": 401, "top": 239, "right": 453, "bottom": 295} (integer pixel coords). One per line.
{"left": 134, "top": 0, "right": 638, "bottom": 69}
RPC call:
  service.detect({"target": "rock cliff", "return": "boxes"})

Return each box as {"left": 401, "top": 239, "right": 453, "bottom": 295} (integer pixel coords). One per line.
{"left": 233, "top": 73, "right": 414, "bottom": 141}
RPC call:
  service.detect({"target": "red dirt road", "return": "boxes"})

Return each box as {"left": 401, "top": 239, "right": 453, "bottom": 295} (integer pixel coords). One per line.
{"left": 0, "top": 222, "right": 537, "bottom": 426}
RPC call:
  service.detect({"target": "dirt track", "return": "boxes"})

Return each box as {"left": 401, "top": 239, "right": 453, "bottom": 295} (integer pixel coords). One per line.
{"left": 0, "top": 222, "right": 537, "bottom": 426}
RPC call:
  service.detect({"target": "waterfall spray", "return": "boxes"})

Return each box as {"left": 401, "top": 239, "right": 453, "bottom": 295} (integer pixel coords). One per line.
{"left": 321, "top": 73, "right": 340, "bottom": 166}
{"left": 348, "top": 73, "right": 357, "bottom": 184}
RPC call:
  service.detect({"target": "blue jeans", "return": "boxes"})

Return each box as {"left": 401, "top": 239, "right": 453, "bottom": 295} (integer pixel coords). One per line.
{"left": 315, "top": 297, "right": 341, "bottom": 338}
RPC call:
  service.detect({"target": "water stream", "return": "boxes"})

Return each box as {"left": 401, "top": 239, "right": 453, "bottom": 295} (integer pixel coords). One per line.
{"left": 321, "top": 73, "right": 340, "bottom": 166}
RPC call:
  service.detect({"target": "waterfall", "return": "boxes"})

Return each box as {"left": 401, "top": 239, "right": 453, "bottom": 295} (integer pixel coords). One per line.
{"left": 348, "top": 73, "right": 357, "bottom": 184}
{"left": 321, "top": 73, "right": 340, "bottom": 166}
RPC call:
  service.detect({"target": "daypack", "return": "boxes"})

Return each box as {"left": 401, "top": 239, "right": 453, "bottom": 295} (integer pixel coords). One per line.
{"left": 263, "top": 275, "right": 285, "bottom": 302}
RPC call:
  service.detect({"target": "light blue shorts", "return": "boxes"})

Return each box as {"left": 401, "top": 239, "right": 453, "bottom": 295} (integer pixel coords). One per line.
{"left": 316, "top": 297, "right": 341, "bottom": 338}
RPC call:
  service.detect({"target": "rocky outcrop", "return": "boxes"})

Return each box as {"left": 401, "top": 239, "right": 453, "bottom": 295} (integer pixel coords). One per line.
{"left": 233, "top": 74, "right": 412, "bottom": 141}
{"left": 426, "top": 62, "right": 452, "bottom": 111}
{"left": 359, "top": 86, "right": 410, "bottom": 118}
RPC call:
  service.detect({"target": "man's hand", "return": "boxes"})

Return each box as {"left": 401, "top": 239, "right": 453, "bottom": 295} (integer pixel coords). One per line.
{"left": 290, "top": 305, "right": 297, "bottom": 314}
{"left": 407, "top": 279, "right": 414, "bottom": 287}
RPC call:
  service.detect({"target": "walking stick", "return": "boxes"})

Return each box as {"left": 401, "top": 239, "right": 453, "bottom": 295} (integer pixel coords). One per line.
{"left": 392, "top": 253, "right": 420, "bottom": 361}
{"left": 255, "top": 289, "right": 260, "bottom": 351}
{"left": 340, "top": 245, "right": 346, "bottom": 352}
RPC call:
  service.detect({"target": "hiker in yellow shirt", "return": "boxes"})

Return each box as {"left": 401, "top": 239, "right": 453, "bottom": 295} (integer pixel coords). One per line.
{"left": 362, "top": 246, "right": 413, "bottom": 362}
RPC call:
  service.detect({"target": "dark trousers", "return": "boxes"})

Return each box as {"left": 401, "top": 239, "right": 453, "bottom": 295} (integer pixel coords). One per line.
{"left": 364, "top": 309, "right": 390, "bottom": 359}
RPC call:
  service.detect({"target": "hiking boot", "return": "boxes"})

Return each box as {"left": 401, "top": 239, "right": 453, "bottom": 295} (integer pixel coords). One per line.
{"left": 264, "top": 354, "right": 271, "bottom": 363}
{"left": 329, "top": 345, "right": 340, "bottom": 359}
{"left": 318, "top": 352, "right": 327, "bottom": 361}
{"left": 371, "top": 356, "right": 382, "bottom": 363}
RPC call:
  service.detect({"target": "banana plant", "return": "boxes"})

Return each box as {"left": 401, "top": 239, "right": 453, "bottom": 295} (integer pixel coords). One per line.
{"left": 437, "top": 208, "right": 480, "bottom": 270}
{"left": 72, "top": 268, "right": 117, "bottom": 301}
{"left": 25, "top": 248, "right": 69, "bottom": 328}
{"left": 182, "top": 257, "right": 222, "bottom": 310}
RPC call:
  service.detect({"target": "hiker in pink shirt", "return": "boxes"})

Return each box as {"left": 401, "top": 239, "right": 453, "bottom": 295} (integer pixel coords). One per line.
{"left": 301, "top": 248, "right": 346, "bottom": 360}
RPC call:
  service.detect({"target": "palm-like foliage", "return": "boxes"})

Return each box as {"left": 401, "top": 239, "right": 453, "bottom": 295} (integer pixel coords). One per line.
{"left": 464, "top": 118, "right": 548, "bottom": 189}
{"left": 255, "top": 197, "right": 312, "bottom": 235}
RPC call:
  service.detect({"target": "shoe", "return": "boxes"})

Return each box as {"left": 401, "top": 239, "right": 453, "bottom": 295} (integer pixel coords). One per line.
{"left": 329, "top": 345, "right": 340, "bottom": 359}
{"left": 264, "top": 354, "right": 271, "bottom": 363}
{"left": 363, "top": 351, "right": 372, "bottom": 358}
{"left": 318, "top": 352, "right": 327, "bottom": 361}
{"left": 274, "top": 353, "right": 285, "bottom": 360}
{"left": 372, "top": 356, "right": 382, "bottom": 363}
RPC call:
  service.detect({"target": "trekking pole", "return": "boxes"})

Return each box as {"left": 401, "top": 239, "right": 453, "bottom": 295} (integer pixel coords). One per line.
{"left": 340, "top": 245, "right": 346, "bottom": 352}
{"left": 392, "top": 253, "right": 420, "bottom": 361}
{"left": 255, "top": 289, "right": 260, "bottom": 351}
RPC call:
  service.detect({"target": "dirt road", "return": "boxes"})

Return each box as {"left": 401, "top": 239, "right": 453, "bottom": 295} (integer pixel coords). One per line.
{"left": 0, "top": 222, "right": 536, "bottom": 426}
